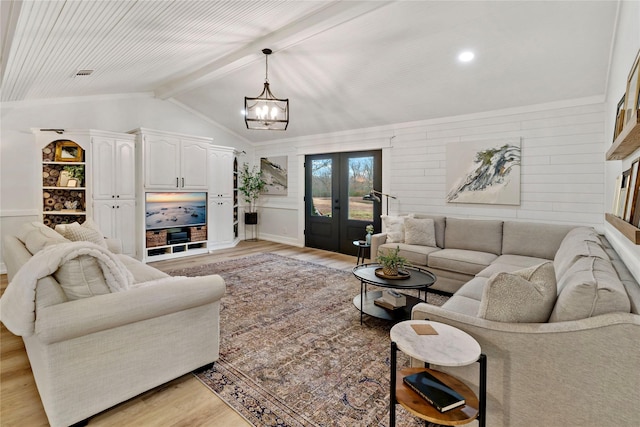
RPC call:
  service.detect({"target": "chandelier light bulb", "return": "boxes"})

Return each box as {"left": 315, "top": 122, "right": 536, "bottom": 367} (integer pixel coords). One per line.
{"left": 458, "top": 51, "right": 475, "bottom": 62}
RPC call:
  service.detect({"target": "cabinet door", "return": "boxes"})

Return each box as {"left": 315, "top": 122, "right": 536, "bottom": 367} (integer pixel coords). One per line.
{"left": 92, "top": 137, "right": 115, "bottom": 199}
{"left": 114, "top": 199, "right": 136, "bottom": 256}
{"left": 209, "top": 149, "right": 234, "bottom": 198}
{"left": 114, "top": 140, "right": 136, "bottom": 199}
{"left": 93, "top": 200, "right": 116, "bottom": 239}
{"left": 181, "top": 139, "right": 209, "bottom": 189}
{"left": 208, "top": 198, "right": 234, "bottom": 244}
{"left": 144, "top": 135, "right": 181, "bottom": 189}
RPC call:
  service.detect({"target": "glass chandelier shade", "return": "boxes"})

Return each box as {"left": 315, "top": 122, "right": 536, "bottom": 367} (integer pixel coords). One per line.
{"left": 244, "top": 49, "right": 289, "bottom": 130}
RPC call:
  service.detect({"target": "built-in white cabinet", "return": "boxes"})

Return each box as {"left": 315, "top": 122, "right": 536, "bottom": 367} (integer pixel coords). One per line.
{"left": 92, "top": 137, "right": 136, "bottom": 200}
{"left": 208, "top": 198, "right": 235, "bottom": 247}
{"left": 136, "top": 129, "right": 209, "bottom": 190}
{"left": 209, "top": 146, "right": 234, "bottom": 198}
{"left": 93, "top": 199, "right": 136, "bottom": 255}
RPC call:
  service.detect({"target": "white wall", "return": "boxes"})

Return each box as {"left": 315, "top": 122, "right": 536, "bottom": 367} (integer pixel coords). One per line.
{"left": 603, "top": 0, "right": 640, "bottom": 282}
{"left": 253, "top": 96, "right": 607, "bottom": 245}
{"left": 0, "top": 93, "right": 253, "bottom": 272}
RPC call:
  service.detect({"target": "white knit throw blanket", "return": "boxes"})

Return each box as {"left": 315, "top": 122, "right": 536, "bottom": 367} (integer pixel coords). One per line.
{"left": 0, "top": 241, "right": 133, "bottom": 337}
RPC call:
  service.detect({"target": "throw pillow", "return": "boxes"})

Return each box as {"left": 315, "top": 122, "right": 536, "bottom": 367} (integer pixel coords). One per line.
{"left": 53, "top": 255, "right": 111, "bottom": 300}
{"left": 478, "top": 261, "right": 557, "bottom": 323}
{"left": 58, "top": 221, "right": 107, "bottom": 248}
{"left": 381, "top": 215, "right": 407, "bottom": 243}
{"left": 404, "top": 217, "right": 436, "bottom": 247}
{"left": 23, "top": 222, "right": 70, "bottom": 255}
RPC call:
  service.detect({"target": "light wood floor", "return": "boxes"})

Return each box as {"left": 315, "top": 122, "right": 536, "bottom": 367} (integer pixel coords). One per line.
{"left": 0, "top": 241, "right": 357, "bottom": 427}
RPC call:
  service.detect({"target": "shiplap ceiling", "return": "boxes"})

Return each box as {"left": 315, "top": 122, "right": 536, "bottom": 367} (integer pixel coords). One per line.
{"left": 1, "top": 0, "right": 618, "bottom": 144}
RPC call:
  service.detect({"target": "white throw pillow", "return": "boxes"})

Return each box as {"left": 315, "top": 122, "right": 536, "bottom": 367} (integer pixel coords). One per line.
{"left": 404, "top": 217, "right": 436, "bottom": 247}
{"left": 381, "top": 215, "right": 406, "bottom": 243}
{"left": 478, "top": 262, "right": 557, "bottom": 323}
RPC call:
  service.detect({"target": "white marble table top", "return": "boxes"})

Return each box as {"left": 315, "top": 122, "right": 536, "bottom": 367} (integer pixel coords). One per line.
{"left": 390, "top": 320, "right": 481, "bottom": 367}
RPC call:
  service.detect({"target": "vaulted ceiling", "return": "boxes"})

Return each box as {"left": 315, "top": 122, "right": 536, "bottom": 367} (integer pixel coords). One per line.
{"left": 1, "top": 1, "right": 618, "bottom": 144}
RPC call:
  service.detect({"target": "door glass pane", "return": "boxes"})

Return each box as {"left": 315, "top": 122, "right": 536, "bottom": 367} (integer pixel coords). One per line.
{"left": 348, "top": 156, "right": 374, "bottom": 221}
{"left": 311, "top": 158, "right": 332, "bottom": 217}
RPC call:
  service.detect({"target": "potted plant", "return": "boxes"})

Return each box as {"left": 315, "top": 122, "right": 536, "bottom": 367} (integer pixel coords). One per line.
{"left": 238, "top": 163, "right": 266, "bottom": 225}
{"left": 365, "top": 224, "right": 374, "bottom": 244}
{"left": 376, "top": 246, "right": 408, "bottom": 276}
{"left": 62, "top": 165, "right": 84, "bottom": 186}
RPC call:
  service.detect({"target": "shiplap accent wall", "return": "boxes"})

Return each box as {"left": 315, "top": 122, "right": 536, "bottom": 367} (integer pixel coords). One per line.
{"left": 388, "top": 102, "right": 604, "bottom": 226}
{"left": 253, "top": 98, "right": 606, "bottom": 248}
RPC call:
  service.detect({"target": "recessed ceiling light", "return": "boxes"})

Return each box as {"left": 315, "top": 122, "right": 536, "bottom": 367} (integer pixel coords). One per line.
{"left": 458, "top": 51, "right": 475, "bottom": 63}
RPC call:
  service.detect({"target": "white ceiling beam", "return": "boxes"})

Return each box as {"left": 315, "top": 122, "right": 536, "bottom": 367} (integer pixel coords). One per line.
{"left": 154, "top": 0, "right": 394, "bottom": 100}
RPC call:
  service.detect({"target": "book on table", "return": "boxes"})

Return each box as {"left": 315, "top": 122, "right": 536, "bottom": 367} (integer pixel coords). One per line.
{"left": 402, "top": 370, "right": 465, "bottom": 412}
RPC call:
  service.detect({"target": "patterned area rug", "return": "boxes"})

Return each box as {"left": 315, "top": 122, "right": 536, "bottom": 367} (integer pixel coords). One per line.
{"left": 166, "top": 253, "right": 449, "bottom": 427}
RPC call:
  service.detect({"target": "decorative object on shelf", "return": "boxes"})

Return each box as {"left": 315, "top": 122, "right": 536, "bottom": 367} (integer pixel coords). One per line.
{"left": 363, "top": 189, "right": 397, "bottom": 216}
{"left": 62, "top": 165, "right": 84, "bottom": 185}
{"left": 365, "top": 224, "right": 374, "bottom": 244}
{"left": 63, "top": 200, "right": 78, "bottom": 210}
{"left": 446, "top": 138, "right": 521, "bottom": 205}
{"left": 66, "top": 179, "right": 78, "bottom": 187}
{"left": 613, "top": 94, "right": 626, "bottom": 142}
{"left": 623, "top": 49, "right": 640, "bottom": 127}
{"left": 260, "top": 156, "right": 288, "bottom": 195}
{"left": 54, "top": 140, "right": 83, "bottom": 162}
{"left": 244, "top": 48, "right": 289, "bottom": 130}
{"left": 376, "top": 246, "right": 409, "bottom": 277}
{"left": 238, "top": 163, "right": 266, "bottom": 221}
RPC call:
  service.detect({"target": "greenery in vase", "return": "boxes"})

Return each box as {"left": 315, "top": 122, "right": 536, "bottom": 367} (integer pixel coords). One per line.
{"left": 376, "top": 246, "right": 408, "bottom": 274}
{"left": 365, "top": 224, "right": 374, "bottom": 234}
{"left": 62, "top": 165, "right": 84, "bottom": 185}
{"left": 238, "top": 163, "right": 266, "bottom": 213}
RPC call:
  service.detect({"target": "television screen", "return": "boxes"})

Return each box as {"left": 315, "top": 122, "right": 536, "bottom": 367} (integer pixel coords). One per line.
{"left": 145, "top": 192, "right": 207, "bottom": 230}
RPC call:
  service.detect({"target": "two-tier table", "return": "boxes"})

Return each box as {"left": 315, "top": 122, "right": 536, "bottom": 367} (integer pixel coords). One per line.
{"left": 389, "top": 320, "right": 487, "bottom": 427}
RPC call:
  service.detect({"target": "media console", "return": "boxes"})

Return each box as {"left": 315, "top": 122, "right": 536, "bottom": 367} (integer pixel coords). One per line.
{"left": 145, "top": 225, "right": 208, "bottom": 261}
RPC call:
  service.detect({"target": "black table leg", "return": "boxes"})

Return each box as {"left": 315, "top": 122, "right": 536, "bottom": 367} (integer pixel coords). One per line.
{"left": 478, "top": 353, "right": 487, "bottom": 427}
{"left": 390, "top": 341, "right": 397, "bottom": 427}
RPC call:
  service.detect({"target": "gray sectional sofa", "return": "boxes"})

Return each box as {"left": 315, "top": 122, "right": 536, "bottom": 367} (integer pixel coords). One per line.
{"left": 371, "top": 214, "right": 640, "bottom": 427}
{"left": 0, "top": 221, "right": 225, "bottom": 427}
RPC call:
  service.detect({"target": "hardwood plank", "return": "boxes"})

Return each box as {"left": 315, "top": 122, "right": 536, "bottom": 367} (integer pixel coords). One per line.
{"left": 0, "top": 241, "right": 358, "bottom": 426}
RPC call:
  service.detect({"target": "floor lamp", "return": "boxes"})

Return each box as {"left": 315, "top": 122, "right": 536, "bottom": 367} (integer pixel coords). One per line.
{"left": 363, "top": 189, "right": 397, "bottom": 216}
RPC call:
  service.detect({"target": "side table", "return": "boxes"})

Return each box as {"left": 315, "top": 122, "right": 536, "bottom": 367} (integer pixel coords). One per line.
{"left": 389, "top": 320, "right": 486, "bottom": 427}
{"left": 352, "top": 240, "right": 371, "bottom": 265}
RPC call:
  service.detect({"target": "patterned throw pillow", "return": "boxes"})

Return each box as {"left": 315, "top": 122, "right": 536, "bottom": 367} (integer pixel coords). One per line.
{"left": 59, "top": 221, "right": 107, "bottom": 248}
{"left": 478, "top": 262, "right": 557, "bottom": 323}
{"left": 404, "top": 217, "right": 436, "bottom": 247}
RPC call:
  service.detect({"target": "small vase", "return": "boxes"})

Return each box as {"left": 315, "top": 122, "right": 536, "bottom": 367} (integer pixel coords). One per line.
{"left": 365, "top": 232, "right": 372, "bottom": 245}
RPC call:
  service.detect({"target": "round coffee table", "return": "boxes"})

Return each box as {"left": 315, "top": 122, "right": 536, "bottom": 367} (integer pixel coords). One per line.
{"left": 352, "top": 263, "right": 436, "bottom": 324}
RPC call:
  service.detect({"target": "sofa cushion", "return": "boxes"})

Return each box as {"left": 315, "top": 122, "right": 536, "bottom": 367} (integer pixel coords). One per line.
{"left": 378, "top": 243, "right": 440, "bottom": 267}
{"left": 381, "top": 215, "right": 407, "bottom": 243}
{"left": 454, "top": 276, "right": 487, "bottom": 302}
{"left": 428, "top": 249, "right": 498, "bottom": 276}
{"left": 444, "top": 217, "right": 503, "bottom": 255}
{"left": 56, "top": 219, "right": 107, "bottom": 248}
{"left": 554, "top": 231, "right": 609, "bottom": 281}
{"left": 441, "top": 294, "right": 482, "bottom": 316}
{"left": 477, "top": 255, "right": 550, "bottom": 278}
{"left": 20, "top": 222, "right": 69, "bottom": 255}
{"left": 501, "top": 221, "right": 575, "bottom": 260}
{"left": 53, "top": 255, "right": 111, "bottom": 300}
{"left": 117, "top": 254, "right": 170, "bottom": 283}
{"left": 412, "top": 214, "right": 446, "bottom": 248}
{"left": 404, "top": 217, "right": 436, "bottom": 247}
{"left": 478, "top": 262, "right": 557, "bottom": 323}
{"left": 549, "top": 257, "right": 630, "bottom": 322}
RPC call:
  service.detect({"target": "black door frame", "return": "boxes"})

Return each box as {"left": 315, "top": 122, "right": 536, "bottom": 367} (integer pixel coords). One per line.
{"left": 304, "top": 150, "right": 382, "bottom": 256}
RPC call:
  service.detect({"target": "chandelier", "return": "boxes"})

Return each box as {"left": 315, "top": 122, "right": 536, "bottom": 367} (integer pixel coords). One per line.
{"left": 244, "top": 48, "right": 289, "bottom": 130}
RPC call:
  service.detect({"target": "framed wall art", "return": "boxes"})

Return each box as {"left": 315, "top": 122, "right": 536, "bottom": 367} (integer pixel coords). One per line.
{"left": 446, "top": 138, "right": 521, "bottom": 205}
{"left": 613, "top": 94, "right": 625, "bottom": 142}
{"left": 260, "top": 156, "right": 288, "bottom": 196}
{"left": 54, "top": 140, "right": 83, "bottom": 162}
{"left": 623, "top": 49, "right": 640, "bottom": 126}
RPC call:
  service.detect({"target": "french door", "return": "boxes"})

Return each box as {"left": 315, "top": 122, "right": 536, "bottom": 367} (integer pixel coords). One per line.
{"left": 304, "top": 150, "right": 382, "bottom": 255}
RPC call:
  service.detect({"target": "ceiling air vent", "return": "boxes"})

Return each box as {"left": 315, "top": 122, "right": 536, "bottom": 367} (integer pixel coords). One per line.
{"left": 74, "top": 69, "right": 94, "bottom": 77}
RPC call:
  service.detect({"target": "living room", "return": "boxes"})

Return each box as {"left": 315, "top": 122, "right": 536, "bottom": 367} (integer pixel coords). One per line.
{"left": 1, "top": 1, "right": 639, "bottom": 426}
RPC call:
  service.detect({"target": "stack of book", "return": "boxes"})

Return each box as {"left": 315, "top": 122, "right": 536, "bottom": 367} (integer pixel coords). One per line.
{"left": 403, "top": 370, "right": 466, "bottom": 412}
{"left": 374, "top": 290, "right": 406, "bottom": 309}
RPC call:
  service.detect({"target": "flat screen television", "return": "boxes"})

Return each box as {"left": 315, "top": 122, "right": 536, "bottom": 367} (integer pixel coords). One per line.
{"left": 145, "top": 192, "right": 207, "bottom": 231}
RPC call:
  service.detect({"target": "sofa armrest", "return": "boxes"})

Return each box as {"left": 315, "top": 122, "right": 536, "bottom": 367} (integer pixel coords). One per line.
{"left": 411, "top": 302, "right": 640, "bottom": 426}
{"left": 35, "top": 275, "right": 225, "bottom": 344}
{"left": 370, "top": 232, "right": 387, "bottom": 262}
{"left": 105, "top": 238, "right": 122, "bottom": 254}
